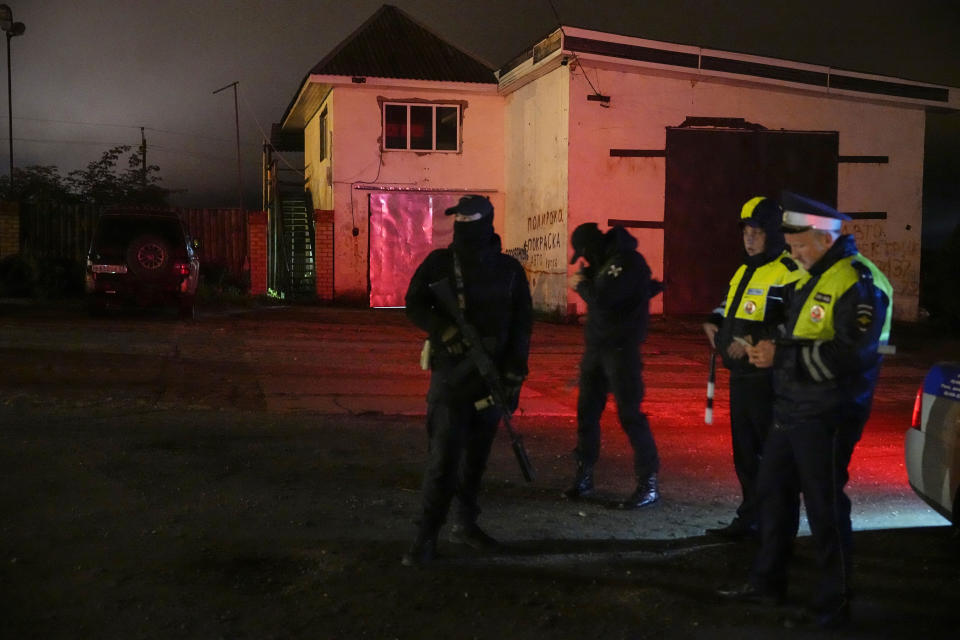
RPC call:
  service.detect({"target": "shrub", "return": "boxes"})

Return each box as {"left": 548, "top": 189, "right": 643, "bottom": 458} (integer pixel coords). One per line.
{"left": 0, "top": 254, "right": 35, "bottom": 297}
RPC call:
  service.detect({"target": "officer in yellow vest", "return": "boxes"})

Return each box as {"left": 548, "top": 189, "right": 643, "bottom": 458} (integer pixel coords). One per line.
{"left": 719, "top": 192, "right": 892, "bottom": 630}
{"left": 703, "top": 196, "right": 805, "bottom": 539}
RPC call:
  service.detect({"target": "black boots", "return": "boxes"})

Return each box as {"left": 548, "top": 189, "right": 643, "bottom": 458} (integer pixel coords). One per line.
{"left": 449, "top": 522, "right": 500, "bottom": 550}
{"left": 400, "top": 531, "right": 437, "bottom": 567}
{"left": 618, "top": 472, "right": 659, "bottom": 509}
{"left": 706, "top": 517, "right": 758, "bottom": 540}
{"left": 562, "top": 463, "right": 595, "bottom": 499}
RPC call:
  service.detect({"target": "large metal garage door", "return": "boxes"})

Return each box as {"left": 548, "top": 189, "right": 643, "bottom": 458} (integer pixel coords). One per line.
{"left": 368, "top": 191, "right": 458, "bottom": 307}
{"left": 663, "top": 127, "right": 838, "bottom": 315}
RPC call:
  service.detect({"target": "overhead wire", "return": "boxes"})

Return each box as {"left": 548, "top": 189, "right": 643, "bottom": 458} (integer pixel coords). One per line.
{"left": 546, "top": 0, "right": 607, "bottom": 102}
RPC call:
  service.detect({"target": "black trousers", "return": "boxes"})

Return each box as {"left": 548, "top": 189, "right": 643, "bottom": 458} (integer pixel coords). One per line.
{"left": 574, "top": 342, "right": 659, "bottom": 477}
{"left": 728, "top": 372, "right": 774, "bottom": 526}
{"left": 418, "top": 394, "right": 500, "bottom": 535}
{"left": 750, "top": 416, "right": 862, "bottom": 610}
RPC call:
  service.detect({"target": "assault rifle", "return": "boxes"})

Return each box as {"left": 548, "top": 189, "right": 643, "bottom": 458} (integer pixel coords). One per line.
{"left": 428, "top": 277, "right": 535, "bottom": 482}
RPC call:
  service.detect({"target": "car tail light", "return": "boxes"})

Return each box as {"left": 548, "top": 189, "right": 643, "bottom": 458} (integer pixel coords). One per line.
{"left": 910, "top": 387, "right": 922, "bottom": 429}
{"left": 174, "top": 262, "right": 191, "bottom": 276}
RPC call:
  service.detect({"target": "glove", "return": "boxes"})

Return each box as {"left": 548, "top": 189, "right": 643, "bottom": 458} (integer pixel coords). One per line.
{"left": 503, "top": 371, "right": 525, "bottom": 413}
{"left": 439, "top": 324, "right": 469, "bottom": 356}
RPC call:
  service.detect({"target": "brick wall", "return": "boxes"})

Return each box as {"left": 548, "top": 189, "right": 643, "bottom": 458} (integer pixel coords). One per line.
{"left": 315, "top": 209, "right": 334, "bottom": 301}
{"left": 248, "top": 211, "right": 268, "bottom": 296}
{"left": 0, "top": 202, "right": 20, "bottom": 258}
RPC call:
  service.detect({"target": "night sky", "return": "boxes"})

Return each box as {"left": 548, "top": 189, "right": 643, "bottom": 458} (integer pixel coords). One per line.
{"left": 6, "top": 0, "right": 959, "bottom": 246}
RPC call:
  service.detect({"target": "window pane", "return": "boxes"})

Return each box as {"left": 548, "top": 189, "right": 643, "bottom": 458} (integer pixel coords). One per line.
{"left": 410, "top": 106, "right": 433, "bottom": 150}
{"left": 436, "top": 107, "right": 458, "bottom": 151}
{"left": 384, "top": 105, "right": 407, "bottom": 149}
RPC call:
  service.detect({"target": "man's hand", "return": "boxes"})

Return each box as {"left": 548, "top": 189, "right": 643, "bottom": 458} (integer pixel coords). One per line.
{"left": 439, "top": 324, "right": 468, "bottom": 356}
{"left": 568, "top": 270, "right": 585, "bottom": 290}
{"left": 702, "top": 323, "right": 718, "bottom": 350}
{"left": 503, "top": 371, "right": 525, "bottom": 413}
{"left": 746, "top": 339, "right": 775, "bottom": 368}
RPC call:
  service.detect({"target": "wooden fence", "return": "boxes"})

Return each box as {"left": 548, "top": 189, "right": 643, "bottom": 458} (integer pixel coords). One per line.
{"left": 18, "top": 203, "right": 250, "bottom": 286}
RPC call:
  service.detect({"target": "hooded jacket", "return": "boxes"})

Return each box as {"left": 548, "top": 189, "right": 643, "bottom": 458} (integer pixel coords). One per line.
{"left": 709, "top": 202, "right": 805, "bottom": 373}
{"left": 575, "top": 226, "right": 662, "bottom": 347}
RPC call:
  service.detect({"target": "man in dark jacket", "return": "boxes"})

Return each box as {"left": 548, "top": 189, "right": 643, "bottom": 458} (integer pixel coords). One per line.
{"left": 563, "top": 223, "right": 663, "bottom": 509}
{"left": 702, "top": 197, "right": 805, "bottom": 538}
{"left": 401, "top": 195, "right": 533, "bottom": 566}
{"left": 719, "top": 192, "right": 892, "bottom": 629}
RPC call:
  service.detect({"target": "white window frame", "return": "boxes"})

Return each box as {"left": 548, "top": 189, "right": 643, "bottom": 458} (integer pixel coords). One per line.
{"left": 381, "top": 102, "right": 460, "bottom": 152}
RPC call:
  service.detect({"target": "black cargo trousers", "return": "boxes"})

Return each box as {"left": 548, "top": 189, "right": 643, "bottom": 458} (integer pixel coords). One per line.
{"left": 574, "top": 340, "right": 659, "bottom": 478}
{"left": 417, "top": 367, "right": 501, "bottom": 535}
{"left": 728, "top": 370, "right": 775, "bottom": 527}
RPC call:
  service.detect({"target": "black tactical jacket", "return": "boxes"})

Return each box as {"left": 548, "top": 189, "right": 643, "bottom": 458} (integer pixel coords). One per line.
{"left": 575, "top": 226, "right": 662, "bottom": 348}
{"left": 405, "top": 236, "right": 532, "bottom": 402}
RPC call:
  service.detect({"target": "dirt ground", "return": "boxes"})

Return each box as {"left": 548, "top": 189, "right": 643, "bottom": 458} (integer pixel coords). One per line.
{"left": 1, "top": 301, "right": 958, "bottom": 639}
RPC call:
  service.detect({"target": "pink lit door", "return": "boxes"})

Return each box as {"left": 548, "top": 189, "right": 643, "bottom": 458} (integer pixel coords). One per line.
{"left": 368, "top": 192, "right": 458, "bottom": 307}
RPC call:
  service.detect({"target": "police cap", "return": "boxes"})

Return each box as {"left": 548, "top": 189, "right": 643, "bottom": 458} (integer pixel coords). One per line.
{"left": 780, "top": 191, "right": 850, "bottom": 233}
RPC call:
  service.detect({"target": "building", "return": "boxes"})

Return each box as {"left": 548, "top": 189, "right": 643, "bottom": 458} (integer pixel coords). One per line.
{"left": 269, "top": 4, "right": 960, "bottom": 320}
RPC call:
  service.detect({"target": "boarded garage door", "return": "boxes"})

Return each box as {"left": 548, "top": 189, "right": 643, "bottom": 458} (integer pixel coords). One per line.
{"left": 368, "top": 192, "right": 458, "bottom": 307}
{"left": 663, "top": 127, "right": 838, "bottom": 315}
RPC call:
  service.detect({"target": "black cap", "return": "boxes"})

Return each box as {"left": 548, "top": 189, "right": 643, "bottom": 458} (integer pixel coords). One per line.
{"left": 570, "top": 222, "right": 604, "bottom": 264}
{"left": 444, "top": 195, "right": 493, "bottom": 221}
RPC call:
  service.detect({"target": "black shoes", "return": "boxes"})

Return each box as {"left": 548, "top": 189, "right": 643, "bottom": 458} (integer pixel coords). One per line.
{"left": 618, "top": 473, "right": 659, "bottom": 509}
{"left": 449, "top": 522, "right": 500, "bottom": 551}
{"left": 716, "top": 582, "right": 785, "bottom": 606}
{"left": 400, "top": 532, "right": 437, "bottom": 567}
{"left": 705, "top": 518, "right": 758, "bottom": 540}
{"left": 784, "top": 600, "right": 851, "bottom": 630}
{"left": 562, "top": 464, "right": 595, "bottom": 499}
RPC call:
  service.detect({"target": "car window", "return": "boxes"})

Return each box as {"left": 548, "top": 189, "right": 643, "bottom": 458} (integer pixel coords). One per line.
{"left": 91, "top": 217, "right": 187, "bottom": 262}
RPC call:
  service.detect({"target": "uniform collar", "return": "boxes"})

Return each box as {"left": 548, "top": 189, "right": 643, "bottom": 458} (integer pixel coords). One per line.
{"left": 807, "top": 234, "right": 858, "bottom": 276}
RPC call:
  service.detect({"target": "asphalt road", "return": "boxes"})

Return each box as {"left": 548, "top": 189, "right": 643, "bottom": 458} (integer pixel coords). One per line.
{"left": 1, "top": 300, "right": 957, "bottom": 638}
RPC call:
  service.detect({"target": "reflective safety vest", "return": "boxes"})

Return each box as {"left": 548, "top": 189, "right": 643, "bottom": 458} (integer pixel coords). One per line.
{"left": 724, "top": 251, "right": 804, "bottom": 321}
{"left": 791, "top": 254, "right": 893, "bottom": 344}
{"left": 851, "top": 253, "right": 893, "bottom": 345}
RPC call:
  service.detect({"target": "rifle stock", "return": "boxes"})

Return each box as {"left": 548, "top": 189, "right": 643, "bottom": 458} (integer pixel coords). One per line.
{"left": 428, "top": 278, "right": 535, "bottom": 482}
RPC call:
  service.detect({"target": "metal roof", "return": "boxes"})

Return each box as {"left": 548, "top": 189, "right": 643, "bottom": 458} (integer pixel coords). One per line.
{"left": 309, "top": 4, "right": 495, "bottom": 83}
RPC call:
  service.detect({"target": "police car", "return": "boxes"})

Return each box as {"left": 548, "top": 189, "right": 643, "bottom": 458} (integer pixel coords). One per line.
{"left": 905, "top": 362, "right": 960, "bottom": 526}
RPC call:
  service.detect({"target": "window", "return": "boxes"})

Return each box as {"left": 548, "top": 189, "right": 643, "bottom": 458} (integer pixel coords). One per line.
{"left": 383, "top": 102, "right": 459, "bottom": 152}
{"left": 318, "top": 109, "right": 327, "bottom": 161}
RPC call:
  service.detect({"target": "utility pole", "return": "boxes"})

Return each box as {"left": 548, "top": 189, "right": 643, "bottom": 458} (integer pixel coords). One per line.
{"left": 1, "top": 5, "right": 25, "bottom": 194}
{"left": 213, "top": 81, "right": 243, "bottom": 213}
{"left": 139, "top": 127, "right": 147, "bottom": 189}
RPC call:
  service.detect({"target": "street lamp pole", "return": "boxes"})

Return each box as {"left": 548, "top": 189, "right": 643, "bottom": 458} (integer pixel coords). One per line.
{"left": 213, "top": 80, "right": 243, "bottom": 213}
{"left": 0, "top": 4, "right": 24, "bottom": 195}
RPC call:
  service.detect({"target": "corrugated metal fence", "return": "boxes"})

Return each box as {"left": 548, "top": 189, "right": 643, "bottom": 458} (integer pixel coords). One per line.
{"left": 19, "top": 203, "right": 250, "bottom": 285}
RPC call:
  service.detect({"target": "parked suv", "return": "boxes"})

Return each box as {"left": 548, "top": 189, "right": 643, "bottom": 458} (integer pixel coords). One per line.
{"left": 85, "top": 209, "right": 199, "bottom": 318}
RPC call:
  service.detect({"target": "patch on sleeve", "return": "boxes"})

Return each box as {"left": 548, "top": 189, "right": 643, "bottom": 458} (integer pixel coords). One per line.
{"left": 856, "top": 303, "right": 874, "bottom": 332}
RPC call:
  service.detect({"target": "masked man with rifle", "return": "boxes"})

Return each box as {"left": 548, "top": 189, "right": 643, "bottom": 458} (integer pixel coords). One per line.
{"left": 402, "top": 195, "right": 533, "bottom": 567}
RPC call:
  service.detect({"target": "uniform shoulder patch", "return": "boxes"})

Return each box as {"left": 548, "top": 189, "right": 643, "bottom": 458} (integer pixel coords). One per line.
{"left": 605, "top": 262, "right": 623, "bottom": 278}
{"left": 780, "top": 256, "right": 799, "bottom": 272}
{"left": 851, "top": 259, "right": 874, "bottom": 283}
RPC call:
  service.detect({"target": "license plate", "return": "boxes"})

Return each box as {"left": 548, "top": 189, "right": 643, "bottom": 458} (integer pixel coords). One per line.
{"left": 92, "top": 264, "right": 128, "bottom": 274}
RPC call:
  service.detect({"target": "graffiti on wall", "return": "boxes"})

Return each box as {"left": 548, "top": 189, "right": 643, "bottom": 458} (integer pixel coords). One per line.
{"left": 523, "top": 208, "right": 566, "bottom": 272}
{"left": 843, "top": 220, "right": 919, "bottom": 296}
{"left": 505, "top": 207, "right": 568, "bottom": 313}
